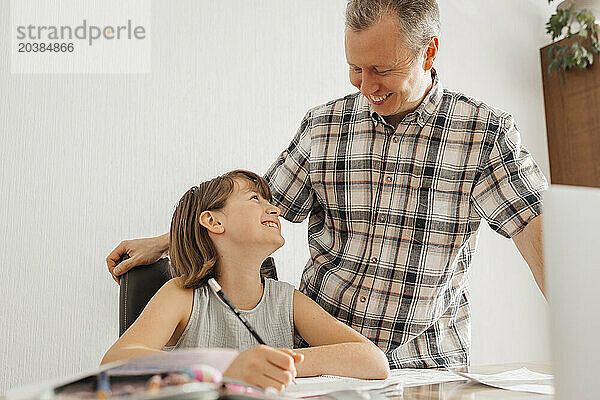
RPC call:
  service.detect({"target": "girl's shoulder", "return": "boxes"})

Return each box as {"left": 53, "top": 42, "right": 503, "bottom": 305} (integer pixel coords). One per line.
{"left": 159, "top": 277, "right": 194, "bottom": 300}
{"left": 264, "top": 278, "right": 295, "bottom": 294}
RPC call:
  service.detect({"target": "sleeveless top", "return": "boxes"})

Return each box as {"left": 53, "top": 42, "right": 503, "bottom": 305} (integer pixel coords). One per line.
{"left": 164, "top": 278, "right": 295, "bottom": 352}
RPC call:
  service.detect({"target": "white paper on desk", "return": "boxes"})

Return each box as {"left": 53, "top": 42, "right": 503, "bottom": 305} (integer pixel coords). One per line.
{"left": 453, "top": 367, "right": 554, "bottom": 395}
{"left": 285, "top": 368, "right": 466, "bottom": 398}
{"left": 284, "top": 375, "right": 394, "bottom": 398}
{"left": 390, "top": 368, "right": 467, "bottom": 387}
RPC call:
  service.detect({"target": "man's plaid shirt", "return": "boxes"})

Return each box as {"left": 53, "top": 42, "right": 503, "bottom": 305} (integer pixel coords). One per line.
{"left": 264, "top": 71, "right": 548, "bottom": 368}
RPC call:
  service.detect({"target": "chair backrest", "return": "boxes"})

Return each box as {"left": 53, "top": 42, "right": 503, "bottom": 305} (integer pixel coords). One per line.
{"left": 118, "top": 256, "right": 278, "bottom": 336}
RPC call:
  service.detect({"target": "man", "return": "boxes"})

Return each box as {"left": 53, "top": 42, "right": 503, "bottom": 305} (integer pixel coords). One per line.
{"left": 107, "top": 0, "right": 547, "bottom": 368}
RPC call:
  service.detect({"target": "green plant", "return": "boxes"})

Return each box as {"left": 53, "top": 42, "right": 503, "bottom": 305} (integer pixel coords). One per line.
{"left": 545, "top": 0, "right": 600, "bottom": 73}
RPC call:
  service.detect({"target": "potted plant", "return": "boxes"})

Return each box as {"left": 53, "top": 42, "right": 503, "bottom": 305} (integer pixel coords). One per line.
{"left": 545, "top": 0, "right": 600, "bottom": 73}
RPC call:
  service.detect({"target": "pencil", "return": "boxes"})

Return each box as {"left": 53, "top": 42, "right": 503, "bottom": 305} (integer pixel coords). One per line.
{"left": 207, "top": 278, "right": 266, "bottom": 345}
{"left": 95, "top": 372, "right": 111, "bottom": 399}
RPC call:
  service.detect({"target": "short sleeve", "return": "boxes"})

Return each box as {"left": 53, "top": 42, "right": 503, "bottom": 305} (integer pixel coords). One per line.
{"left": 264, "top": 112, "right": 314, "bottom": 223}
{"left": 470, "top": 115, "right": 548, "bottom": 238}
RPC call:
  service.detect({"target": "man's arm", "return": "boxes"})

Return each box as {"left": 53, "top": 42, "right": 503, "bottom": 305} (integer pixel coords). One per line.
{"left": 469, "top": 114, "right": 548, "bottom": 299}
{"left": 512, "top": 215, "right": 546, "bottom": 299}
{"left": 264, "top": 111, "right": 314, "bottom": 223}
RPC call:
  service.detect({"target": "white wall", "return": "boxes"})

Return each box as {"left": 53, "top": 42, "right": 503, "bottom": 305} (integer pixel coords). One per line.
{"left": 0, "top": 0, "right": 553, "bottom": 394}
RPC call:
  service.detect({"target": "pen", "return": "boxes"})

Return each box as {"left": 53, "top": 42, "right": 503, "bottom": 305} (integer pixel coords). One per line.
{"left": 208, "top": 278, "right": 266, "bottom": 345}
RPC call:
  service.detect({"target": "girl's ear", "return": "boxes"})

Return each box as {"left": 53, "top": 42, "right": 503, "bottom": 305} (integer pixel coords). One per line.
{"left": 199, "top": 210, "right": 225, "bottom": 234}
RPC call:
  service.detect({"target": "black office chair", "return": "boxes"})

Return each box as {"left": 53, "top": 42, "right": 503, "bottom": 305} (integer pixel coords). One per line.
{"left": 118, "top": 256, "right": 278, "bottom": 336}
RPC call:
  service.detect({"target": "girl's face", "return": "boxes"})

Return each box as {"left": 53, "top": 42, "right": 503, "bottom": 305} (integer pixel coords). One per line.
{"left": 218, "top": 179, "right": 284, "bottom": 253}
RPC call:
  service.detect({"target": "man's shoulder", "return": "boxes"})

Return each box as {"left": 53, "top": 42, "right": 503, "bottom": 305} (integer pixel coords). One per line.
{"left": 305, "top": 91, "right": 368, "bottom": 120}
{"left": 441, "top": 88, "right": 512, "bottom": 125}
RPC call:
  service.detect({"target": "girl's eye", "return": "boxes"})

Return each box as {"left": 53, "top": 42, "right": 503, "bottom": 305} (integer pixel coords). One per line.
{"left": 251, "top": 195, "right": 259, "bottom": 200}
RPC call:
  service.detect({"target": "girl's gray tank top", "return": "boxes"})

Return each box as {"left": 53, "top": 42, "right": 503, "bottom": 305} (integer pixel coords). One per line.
{"left": 165, "top": 278, "right": 295, "bottom": 352}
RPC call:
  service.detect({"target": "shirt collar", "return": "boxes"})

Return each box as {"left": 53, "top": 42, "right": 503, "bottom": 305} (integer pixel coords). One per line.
{"left": 368, "top": 68, "right": 443, "bottom": 128}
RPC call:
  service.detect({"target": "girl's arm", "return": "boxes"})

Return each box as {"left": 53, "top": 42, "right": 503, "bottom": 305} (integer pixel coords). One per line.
{"left": 292, "top": 290, "right": 390, "bottom": 379}
{"left": 101, "top": 279, "right": 302, "bottom": 391}
{"left": 101, "top": 278, "right": 192, "bottom": 365}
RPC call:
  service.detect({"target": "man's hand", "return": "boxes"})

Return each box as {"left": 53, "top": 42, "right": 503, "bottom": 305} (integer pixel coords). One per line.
{"left": 106, "top": 233, "right": 169, "bottom": 284}
{"left": 223, "top": 345, "right": 303, "bottom": 391}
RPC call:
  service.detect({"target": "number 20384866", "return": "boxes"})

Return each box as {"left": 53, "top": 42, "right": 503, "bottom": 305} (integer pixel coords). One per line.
{"left": 18, "top": 42, "right": 74, "bottom": 53}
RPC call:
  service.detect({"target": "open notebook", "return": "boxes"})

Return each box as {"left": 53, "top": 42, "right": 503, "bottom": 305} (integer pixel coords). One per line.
{"left": 6, "top": 349, "right": 238, "bottom": 400}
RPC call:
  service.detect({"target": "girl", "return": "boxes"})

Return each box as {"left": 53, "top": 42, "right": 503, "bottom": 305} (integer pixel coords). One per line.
{"left": 102, "top": 170, "right": 389, "bottom": 390}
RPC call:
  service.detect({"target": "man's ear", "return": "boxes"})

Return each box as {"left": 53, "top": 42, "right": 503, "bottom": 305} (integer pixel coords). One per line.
{"left": 422, "top": 36, "right": 439, "bottom": 71}
{"left": 199, "top": 210, "right": 225, "bottom": 234}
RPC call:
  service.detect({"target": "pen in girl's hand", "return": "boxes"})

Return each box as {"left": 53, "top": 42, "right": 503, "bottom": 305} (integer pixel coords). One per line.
{"left": 208, "top": 278, "right": 267, "bottom": 345}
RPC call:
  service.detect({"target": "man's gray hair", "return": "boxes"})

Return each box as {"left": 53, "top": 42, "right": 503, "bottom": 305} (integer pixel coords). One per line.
{"left": 345, "top": 0, "right": 440, "bottom": 56}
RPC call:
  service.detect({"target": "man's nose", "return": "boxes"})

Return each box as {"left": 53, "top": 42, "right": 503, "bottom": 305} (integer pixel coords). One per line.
{"left": 360, "top": 71, "right": 378, "bottom": 94}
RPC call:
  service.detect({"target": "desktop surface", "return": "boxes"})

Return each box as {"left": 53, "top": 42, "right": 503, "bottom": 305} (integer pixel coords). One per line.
{"left": 402, "top": 361, "right": 552, "bottom": 399}
{"left": 2, "top": 361, "right": 552, "bottom": 400}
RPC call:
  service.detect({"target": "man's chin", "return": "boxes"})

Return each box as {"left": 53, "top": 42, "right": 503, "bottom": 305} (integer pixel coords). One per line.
{"left": 275, "top": 236, "right": 285, "bottom": 248}
{"left": 377, "top": 103, "right": 409, "bottom": 125}
{"left": 266, "top": 237, "right": 285, "bottom": 254}
{"left": 373, "top": 105, "right": 398, "bottom": 118}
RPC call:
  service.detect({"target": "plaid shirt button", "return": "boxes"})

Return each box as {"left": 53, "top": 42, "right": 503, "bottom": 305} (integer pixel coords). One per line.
{"left": 378, "top": 214, "right": 386, "bottom": 223}
{"left": 385, "top": 176, "right": 392, "bottom": 183}
{"left": 371, "top": 257, "right": 378, "bottom": 264}
{"left": 359, "top": 296, "right": 367, "bottom": 303}
{"left": 392, "top": 136, "right": 399, "bottom": 143}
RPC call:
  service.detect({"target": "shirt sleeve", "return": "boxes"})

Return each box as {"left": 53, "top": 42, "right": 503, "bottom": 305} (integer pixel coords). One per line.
{"left": 470, "top": 115, "right": 548, "bottom": 238}
{"left": 264, "top": 111, "right": 314, "bottom": 223}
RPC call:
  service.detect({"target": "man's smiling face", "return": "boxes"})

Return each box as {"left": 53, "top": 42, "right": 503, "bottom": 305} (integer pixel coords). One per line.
{"left": 345, "top": 12, "right": 434, "bottom": 126}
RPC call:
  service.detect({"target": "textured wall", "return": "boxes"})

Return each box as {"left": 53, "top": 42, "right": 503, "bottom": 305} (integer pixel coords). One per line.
{"left": 1, "top": 0, "right": 551, "bottom": 394}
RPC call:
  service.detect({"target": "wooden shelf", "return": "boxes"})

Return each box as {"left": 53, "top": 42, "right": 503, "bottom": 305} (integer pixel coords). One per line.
{"left": 540, "top": 35, "right": 600, "bottom": 188}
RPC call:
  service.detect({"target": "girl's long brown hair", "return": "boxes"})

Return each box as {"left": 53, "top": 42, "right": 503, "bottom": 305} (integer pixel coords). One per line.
{"left": 169, "top": 170, "right": 272, "bottom": 289}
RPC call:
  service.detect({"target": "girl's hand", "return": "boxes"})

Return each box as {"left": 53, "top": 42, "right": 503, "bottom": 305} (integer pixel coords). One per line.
{"left": 223, "top": 345, "right": 303, "bottom": 391}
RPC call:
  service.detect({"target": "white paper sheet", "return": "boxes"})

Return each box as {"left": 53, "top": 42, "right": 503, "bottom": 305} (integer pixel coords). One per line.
{"left": 453, "top": 367, "right": 554, "bottom": 395}
{"left": 391, "top": 368, "right": 468, "bottom": 388}
{"left": 284, "top": 368, "right": 466, "bottom": 398}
